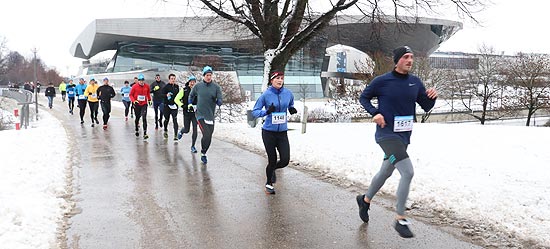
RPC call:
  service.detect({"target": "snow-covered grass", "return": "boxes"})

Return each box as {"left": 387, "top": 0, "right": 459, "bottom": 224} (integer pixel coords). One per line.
{"left": 0, "top": 111, "right": 70, "bottom": 249}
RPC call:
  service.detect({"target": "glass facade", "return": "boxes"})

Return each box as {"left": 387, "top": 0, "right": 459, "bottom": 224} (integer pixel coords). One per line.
{"left": 108, "top": 37, "right": 327, "bottom": 99}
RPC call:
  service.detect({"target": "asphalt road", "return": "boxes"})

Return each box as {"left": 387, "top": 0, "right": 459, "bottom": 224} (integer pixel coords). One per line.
{"left": 43, "top": 97, "right": 480, "bottom": 249}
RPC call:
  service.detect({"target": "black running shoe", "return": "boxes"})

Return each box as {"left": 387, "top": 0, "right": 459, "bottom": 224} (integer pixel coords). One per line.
{"left": 143, "top": 134, "right": 149, "bottom": 140}
{"left": 356, "top": 195, "right": 370, "bottom": 223}
{"left": 163, "top": 132, "right": 168, "bottom": 139}
{"left": 394, "top": 219, "right": 414, "bottom": 238}
{"left": 135, "top": 131, "right": 139, "bottom": 137}
{"left": 95, "top": 118, "right": 99, "bottom": 124}
{"left": 265, "top": 184, "right": 275, "bottom": 195}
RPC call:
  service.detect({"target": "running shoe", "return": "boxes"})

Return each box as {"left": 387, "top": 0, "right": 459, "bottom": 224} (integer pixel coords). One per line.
{"left": 173, "top": 137, "right": 178, "bottom": 141}
{"left": 190, "top": 146, "right": 197, "bottom": 153}
{"left": 265, "top": 184, "right": 275, "bottom": 195}
{"left": 135, "top": 130, "right": 139, "bottom": 137}
{"left": 356, "top": 194, "right": 370, "bottom": 223}
{"left": 163, "top": 132, "right": 168, "bottom": 139}
{"left": 143, "top": 134, "right": 149, "bottom": 140}
{"left": 91, "top": 123, "right": 95, "bottom": 127}
{"left": 80, "top": 120, "right": 84, "bottom": 124}
{"left": 95, "top": 118, "right": 99, "bottom": 124}
{"left": 125, "top": 116, "right": 128, "bottom": 121}
{"left": 201, "top": 153, "right": 207, "bottom": 164}
{"left": 103, "top": 125, "right": 107, "bottom": 130}
{"left": 177, "top": 130, "right": 184, "bottom": 140}
{"left": 394, "top": 219, "right": 414, "bottom": 238}
{"left": 159, "top": 120, "right": 163, "bottom": 128}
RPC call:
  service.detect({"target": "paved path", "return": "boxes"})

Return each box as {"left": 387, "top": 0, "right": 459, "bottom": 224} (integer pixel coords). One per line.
{"left": 43, "top": 99, "right": 479, "bottom": 249}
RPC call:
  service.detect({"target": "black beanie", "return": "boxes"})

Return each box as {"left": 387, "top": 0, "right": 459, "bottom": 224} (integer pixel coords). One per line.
{"left": 393, "top": 46, "right": 413, "bottom": 64}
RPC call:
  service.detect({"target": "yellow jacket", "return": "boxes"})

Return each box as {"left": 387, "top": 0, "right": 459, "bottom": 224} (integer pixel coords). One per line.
{"left": 84, "top": 84, "right": 100, "bottom": 102}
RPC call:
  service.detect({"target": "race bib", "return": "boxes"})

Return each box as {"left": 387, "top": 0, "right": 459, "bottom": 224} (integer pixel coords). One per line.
{"left": 68, "top": 91, "right": 74, "bottom": 94}
{"left": 394, "top": 115, "right": 413, "bottom": 132}
{"left": 272, "top": 112, "right": 287, "bottom": 124}
{"left": 204, "top": 120, "right": 214, "bottom": 125}
{"left": 168, "top": 104, "right": 177, "bottom": 110}
{"left": 137, "top": 95, "right": 146, "bottom": 101}
{"left": 123, "top": 93, "right": 129, "bottom": 97}
{"left": 78, "top": 95, "right": 86, "bottom": 100}
{"left": 91, "top": 93, "right": 97, "bottom": 98}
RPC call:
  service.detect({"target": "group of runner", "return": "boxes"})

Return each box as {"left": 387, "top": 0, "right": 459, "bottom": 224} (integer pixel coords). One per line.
{"left": 52, "top": 45, "right": 436, "bottom": 239}
{"left": 65, "top": 66, "right": 222, "bottom": 164}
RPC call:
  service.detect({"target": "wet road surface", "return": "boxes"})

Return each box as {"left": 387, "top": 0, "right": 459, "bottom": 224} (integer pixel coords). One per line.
{"left": 44, "top": 100, "right": 480, "bottom": 249}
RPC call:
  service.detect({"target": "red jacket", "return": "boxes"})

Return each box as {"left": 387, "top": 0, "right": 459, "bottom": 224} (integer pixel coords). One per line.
{"left": 129, "top": 83, "right": 151, "bottom": 106}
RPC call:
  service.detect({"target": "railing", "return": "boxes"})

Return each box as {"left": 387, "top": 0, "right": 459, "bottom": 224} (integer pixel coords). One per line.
{"left": 0, "top": 88, "right": 35, "bottom": 129}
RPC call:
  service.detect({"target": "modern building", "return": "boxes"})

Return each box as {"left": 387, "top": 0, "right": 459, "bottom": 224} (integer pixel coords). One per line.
{"left": 70, "top": 16, "right": 462, "bottom": 99}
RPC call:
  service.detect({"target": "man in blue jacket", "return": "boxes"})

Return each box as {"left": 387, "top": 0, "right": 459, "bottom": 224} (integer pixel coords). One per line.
{"left": 356, "top": 46, "right": 437, "bottom": 238}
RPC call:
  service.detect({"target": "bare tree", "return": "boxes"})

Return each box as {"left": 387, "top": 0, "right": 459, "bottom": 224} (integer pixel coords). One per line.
{"left": 504, "top": 53, "right": 550, "bottom": 126}
{"left": 191, "top": 0, "right": 484, "bottom": 87}
{"left": 457, "top": 45, "right": 505, "bottom": 124}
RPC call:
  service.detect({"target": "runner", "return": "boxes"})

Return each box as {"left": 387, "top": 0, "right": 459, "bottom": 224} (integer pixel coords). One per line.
{"left": 188, "top": 66, "right": 223, "bottom": 164}
{"left": 121, "top": 80, "right": 132, "bottom": 121}
{"left": 129, "top": 74, "right": 152, "bottom": 139}
{"left": 84, "top": 78, "right": 100, "bottom": 127}
{"left": 357, "top": 45, "right": 438, "bottom": 238}
{"left": 75, "top": 78, "right": 88, "bottom": 124}
{"left": 97, "top": 77, "right": 116, "bottom": 130}
{"left": 44, "top": 83, "right": 56, "bottom": 109}
{"left": 59, "top": 80, "right": 67, "bottom": 102}
{"left": 161, "top": 73, "right": 180, "bottom": 141}
{"left": 66, "top": 80, "right": 76, "bottom": 114}
{"left": 175, "top": 75, "right": 198, "bottom": 153}
{"left": 252, "top": 71, "right": 297, "bottom": 195}
{"left": 150, "top": 74, "right": 166, "bottom": 130}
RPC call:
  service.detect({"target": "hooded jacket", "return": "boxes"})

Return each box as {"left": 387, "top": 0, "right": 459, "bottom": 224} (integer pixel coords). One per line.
{"left": 252, "top": 86, "right": 295, "bottom": 132}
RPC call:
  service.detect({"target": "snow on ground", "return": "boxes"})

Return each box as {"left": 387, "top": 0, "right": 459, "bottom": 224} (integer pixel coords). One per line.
{"left": 214, "top": 121, "right": 550, "bottom": 247}
{"left": 2, "top": 96, "right": 550, "bottom": 247}
{"left": 0, "top": 110, "right": 70, "bottom": 249}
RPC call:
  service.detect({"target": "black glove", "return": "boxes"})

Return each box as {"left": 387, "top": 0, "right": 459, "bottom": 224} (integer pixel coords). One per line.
{"left": 288, "top": 107, "right": 297, "bottom": 115}
{"left": 266, "top": 103, "right": 276, "bottom": 114}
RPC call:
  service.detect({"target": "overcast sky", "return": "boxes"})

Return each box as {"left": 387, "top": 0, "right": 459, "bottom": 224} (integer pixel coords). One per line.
{"left": 1, "top": 0, "right": 548, "bottom": 77}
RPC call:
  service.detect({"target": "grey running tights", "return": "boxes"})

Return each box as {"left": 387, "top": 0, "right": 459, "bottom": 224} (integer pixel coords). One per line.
{"left": 365, "top": 140, "right": 414, "bottom": 215}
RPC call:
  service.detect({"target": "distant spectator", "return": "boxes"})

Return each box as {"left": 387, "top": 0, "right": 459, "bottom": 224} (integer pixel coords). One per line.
{"left": 45, "top": 83, "right": 56, "bottom": 109}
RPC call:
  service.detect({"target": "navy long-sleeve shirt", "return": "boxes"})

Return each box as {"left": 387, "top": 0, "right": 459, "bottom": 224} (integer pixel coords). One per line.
{"left": 359, "top": 70, "right": 435, "bottom": 144}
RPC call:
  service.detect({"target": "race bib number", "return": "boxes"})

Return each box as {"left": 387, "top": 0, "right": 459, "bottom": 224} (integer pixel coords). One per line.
{"left": 272, "top": 112, "right": 287, "bottom": 124}
{"left": 68, "top": 91, "right": 74, "bottom": 94}
{"left": 78, "top": 95, "right": 86, "bottom": 100}
{"left": 123, "top": 93, "right": 129, "bottom": 97}
{"left": 137, "top": 95, "right": 146, "bottom": 101}
{"left": 204, "top": 120, "right": 214, "bottom": 125}
{"left": 394, "top": 115, "right": 413, "bottom": 132}
{"left": 91, "top": 93, "right": 97, "bottom": 98}
{"left": 168, "top": 104, "right": 177, "bottom": 110}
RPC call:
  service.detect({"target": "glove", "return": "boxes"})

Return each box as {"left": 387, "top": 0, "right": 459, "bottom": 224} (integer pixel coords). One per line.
{"left": 154, "top": 85, "right": 160, "bottom": 91}
{"left": 133, "top": 100, "right": 139, "bottom": 105}
{"left": 289, "top": 107, "right": 297, "bottom": 115}
{"left": 188, "top": 104, "right": 195, "bottom": 112}
{"left": 167, "top": 92, "right": 173, "bottom": 100}
{"left": 266, "top": 103, "right": 276, "bottom": 115}
{"left": 148, "top": 100, "right": 153, "bottom": 106}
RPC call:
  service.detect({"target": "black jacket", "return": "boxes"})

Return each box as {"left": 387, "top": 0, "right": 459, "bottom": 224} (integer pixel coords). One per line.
{"left": 161, "top": 83, "right": 180, "bottom": 106}
{"left": 97, "top": 85, "right": 116, "bottom": 102}
{"left": 150, "top": 80, "right": 166, "bottom": 102}
{"left": 45, "top": 86, "right": 56, "bottom": 97}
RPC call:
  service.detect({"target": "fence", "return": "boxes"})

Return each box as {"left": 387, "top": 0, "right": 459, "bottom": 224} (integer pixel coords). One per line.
{"left": 0, "top": 88, "right": 35, "bottom": 129}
